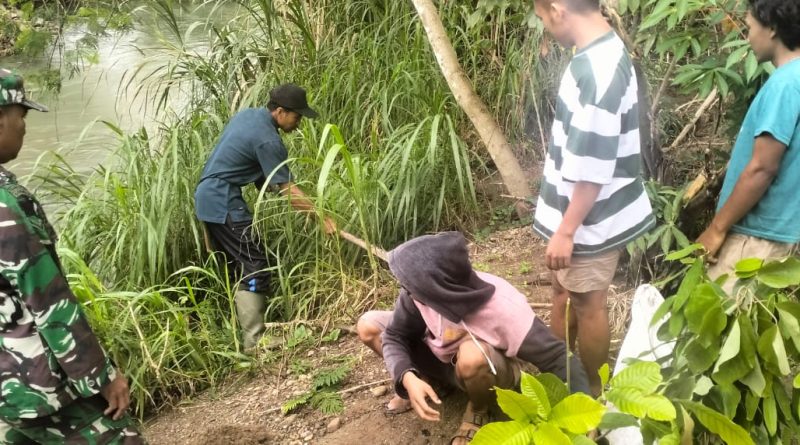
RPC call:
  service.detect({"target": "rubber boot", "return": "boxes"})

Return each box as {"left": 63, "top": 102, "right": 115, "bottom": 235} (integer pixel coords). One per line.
{"left": 234, "top": 290, "right": 267, "bottom": 349}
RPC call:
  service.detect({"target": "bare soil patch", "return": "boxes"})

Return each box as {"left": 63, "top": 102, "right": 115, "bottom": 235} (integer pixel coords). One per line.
{"left": 144, "top": 226, "right": 633, "bottom": 444}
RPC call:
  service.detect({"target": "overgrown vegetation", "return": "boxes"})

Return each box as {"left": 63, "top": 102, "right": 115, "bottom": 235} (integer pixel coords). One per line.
{"left": 23, "top": 0, "right": 795, "bottom": 428}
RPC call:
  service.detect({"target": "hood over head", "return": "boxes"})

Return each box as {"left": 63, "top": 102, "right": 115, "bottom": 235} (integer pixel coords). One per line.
{"left": 388, "top": 231, "right": 495, "bottom": 323}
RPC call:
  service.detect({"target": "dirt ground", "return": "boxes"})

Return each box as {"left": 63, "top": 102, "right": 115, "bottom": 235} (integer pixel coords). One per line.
{"left": 144, "top": 226, "right": 633, "bottom": 445}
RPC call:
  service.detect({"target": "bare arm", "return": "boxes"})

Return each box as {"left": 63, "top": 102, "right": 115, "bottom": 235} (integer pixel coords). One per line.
{"left": 279, "top": 182, "right": 337, "bottom": 234}
{"left": 547, "top": 181, "right": 603, "bottom": 270}
{"left": 697, "top": 134, "right": 786, "bottom": 258}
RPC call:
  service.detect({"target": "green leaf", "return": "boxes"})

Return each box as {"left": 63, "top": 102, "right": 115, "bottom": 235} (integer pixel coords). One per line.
{"left": 664, "top": 242, "right": 703, "bottom": 261}
{"left": 610, "top": 361, "right": 662, "bottom": 393}
{"left": 757, "top": 325, "right": 791, "bottom": 376}
{"left": 745, "top": 51, "right": 759, "bottom": 81}
{"left": 598, "top": 363, "right": 610, "bottom": 389}
{"left": 763, "top": 395, "right": 777, "bottom": 436}
{"left": 734, "top": 258, "right": 763, "bottom": 278}
{"left": 794, "top": 373, "right": 800, "bottom": 389}
{"left": 712, "top": 319, "right": 754, "bottom": 385}
{"left": 777, "top": 302, "right": 800, "bottom": 352}
{"left": 607, "top": 387, "right": 677, "bottom": 421}
{"left": 694, "top": 376, "right": 714, "bottom": 396}
{"left": 725, "top": 43, "right": 749, "bottom": 69}
{"left": 684, "top": 284, "right": 727, "bottom": 347}
{"left": 740, "top": 357, "right": 767, "bottom": 396}
{"left": 496, "top": 388, "right": 541, "bottom": 423}
{"left": 757, "top": 257, "right": 800, "bottom": 288}
{"left": 520, "top": 372, "right": 551, "bottom": 418}
{"left": 683, "top": 338, "right": 718, "bottom": 374}
{"left": 472, "top": 421, "right": 535, "bottom": 445}
{"left": 549, "top": 393, "right": 606, "bottom": 434}
{"left": 537, "top": 373, "right": 569, "bottom": 406}
{"left": 682, "top": 401, "right": 755, "bottom": 445}
{"left": 571, "top": 436, "right": 595, "bottom": 445}
{"left": 672, "top": 259, "right": 704, "bottom": 310}
{"left": 597, "top": 412, "right": 639, "bottom": 430}
{"left": 532, "top": 422, "right": 571, "bottom": 445}
{"left": 659, "top": 432, "right": 681, "bottom": 445}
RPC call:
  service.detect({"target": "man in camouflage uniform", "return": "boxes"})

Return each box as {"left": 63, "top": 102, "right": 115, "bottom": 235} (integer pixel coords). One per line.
{"left": 0, "top": 69, "right": 143, "bottom": 444}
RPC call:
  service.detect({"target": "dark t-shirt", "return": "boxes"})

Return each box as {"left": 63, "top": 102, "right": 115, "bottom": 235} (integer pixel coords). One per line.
{"left": 195, "top": 108, "right": 292, "bottom": 223}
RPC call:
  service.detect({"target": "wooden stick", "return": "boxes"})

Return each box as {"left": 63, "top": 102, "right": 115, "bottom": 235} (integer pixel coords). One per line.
{"left": 339, "top": 230, "right": 388, "bottom": 262}
{"left": 665, "top": 87, "right": 719, "bottom": 153}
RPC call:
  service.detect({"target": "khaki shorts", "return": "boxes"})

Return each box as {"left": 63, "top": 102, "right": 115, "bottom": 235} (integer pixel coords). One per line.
{"left": 359, "top": 310, "right": 520, "bottom": 391}
{"left": 707, "top": 233, "right": 797, "bottom": 291}
{"left": 554, "top": 249, "right": 621, "bottom": 293}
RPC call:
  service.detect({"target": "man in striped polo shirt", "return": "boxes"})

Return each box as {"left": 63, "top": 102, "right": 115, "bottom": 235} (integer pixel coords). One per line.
{"left": 532, "top": 0, "right": 655, "bottom": 395}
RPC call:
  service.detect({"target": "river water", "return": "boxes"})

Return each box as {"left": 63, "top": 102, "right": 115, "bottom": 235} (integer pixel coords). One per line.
{"left": 0, "top": 2, "right": 238, "bottom": 177}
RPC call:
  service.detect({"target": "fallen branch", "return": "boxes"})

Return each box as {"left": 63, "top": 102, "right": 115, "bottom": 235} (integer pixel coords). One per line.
{"left": 665, "top": 87, "right": 719, "bottom": 153}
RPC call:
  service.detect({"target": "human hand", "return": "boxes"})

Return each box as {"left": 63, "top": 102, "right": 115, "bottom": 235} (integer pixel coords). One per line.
{"left": 402, "top": 372, "right": 441, "bottom": 421}
{"left": 697, "top": 226, "right": 727, "bottom": 263}
{"left": 546, "top": 232, "right": 574, "bottom": 270}
{"left": 99, "top": 372, "right": 131, "bottom": 421}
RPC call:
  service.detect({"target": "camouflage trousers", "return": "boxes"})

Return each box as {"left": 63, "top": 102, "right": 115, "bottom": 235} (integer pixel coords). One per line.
{"left": 0, "top": 395, "right": 144, "bottom": 445}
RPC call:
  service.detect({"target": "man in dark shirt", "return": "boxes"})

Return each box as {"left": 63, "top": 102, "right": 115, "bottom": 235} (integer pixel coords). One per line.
{"left": 195, "top": 84, "right": 336, "bottom": 349}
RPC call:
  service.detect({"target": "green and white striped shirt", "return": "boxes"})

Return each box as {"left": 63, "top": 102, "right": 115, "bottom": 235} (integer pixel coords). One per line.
{"left": 533, "top": 31, "right": 654, "bottom": 255}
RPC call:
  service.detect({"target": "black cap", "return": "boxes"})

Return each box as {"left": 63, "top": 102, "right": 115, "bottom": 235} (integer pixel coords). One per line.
{"left": 269, "top": 83, "right": 318, "bottom": 119}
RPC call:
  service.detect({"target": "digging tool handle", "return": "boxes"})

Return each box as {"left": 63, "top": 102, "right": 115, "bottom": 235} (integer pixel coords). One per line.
{"left": 339, "top": 230, "right": 388, "bottom": 262}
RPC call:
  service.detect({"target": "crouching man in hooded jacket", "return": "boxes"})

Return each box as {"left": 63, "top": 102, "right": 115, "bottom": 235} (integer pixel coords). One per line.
{"left": 357, "top": 231, "right": 590, "bottom": 444}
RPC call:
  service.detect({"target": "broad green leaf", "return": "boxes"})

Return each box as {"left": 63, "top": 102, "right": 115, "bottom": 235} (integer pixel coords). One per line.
{"left": 549, "top": 393, "right": 606, "bottom": 434}
{"left": 763, "top": 395, "right": 777, "bottom": 436}
{"left": 684, "top": 284, "right": 727, "bottom": 347}
{"left": 725, "top": 43, "right": 749, "bottom": 69}
{"left": 597, "top": 412, "right": 639, "bottom": 430}
{"left": 734, "top": 258, "right": 763, "bottom": 278}
{"left": 757, "top": 257, "right": 800, "bottom": 289}
{"left": 694, "top": 376, "right": 713, "bottom": 396}
{"left": 745, "top": 390, "right": 760, "bottom": 421}
{"left": 537, "top": 373, "right": 569, "bottom": 406}
{"left": 659, "top": 432, "right": 680, "bottom": 445}
{"left": 740, "top": 357, "right": 766, "bottom": 396}
{"left": 683, "top": 338, "right": 717, "bottom": 374}
{"left": 531, "top": 422, "right": 571, "bottom": 445}
{"left": 520, "top": 372, "right": 551, "bottom": 418}
{"left": 713, "top": 319, "right": 740, "bottom": 372}
{"left": 664, "top": 243, "right": 703, "bottom": 261}
{"left": 610, "top": 361, "right": 662, "bottom": 393}
{"left": 682, "top": 401, "right": 755, "bottom": 445}
{"left": 571, "top": 435, "right": 595, "bottom": 445}
{"left": 495, "top": 388, "right": 541, "bottom": 423}
{"left": 712, "top": 319, "right": 753, "bottom": 385}
{"left": 757, "top": 325, "right": 790, "bottom": 376}
{"left": 777, "top": 302, "right": 800, "bottom": 352}
{"left": 651, "top": 298, "right": 674, "bottom": 328}
{"left": 709, "top": 383, "right": 741, "bottom": 418}
{"left": 745, "top": 51, "right": 759, "bottom": 81}
{"left": 672, "top": 259, "right": 703, "bottom": 310}
{"left": 598, "top": 363, "right": 610, "bottom": 389}
{"left": 607, "top": 387, "right": 676, "bottom": 421}
{"left": 472, "top": 421, "right": 535, "bottom": 445}
{"left": 794, "top": 373, "right": 800, "bottom": 389}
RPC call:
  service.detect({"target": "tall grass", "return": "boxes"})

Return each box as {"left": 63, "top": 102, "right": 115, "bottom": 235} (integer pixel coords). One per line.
{"left": 30, "top": 0, "right": 555, "bottom": 416}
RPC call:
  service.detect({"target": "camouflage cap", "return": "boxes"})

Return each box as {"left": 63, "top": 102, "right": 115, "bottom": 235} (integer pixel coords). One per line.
{"left": 0, "top": 68, "right": 48, "bottom": 112}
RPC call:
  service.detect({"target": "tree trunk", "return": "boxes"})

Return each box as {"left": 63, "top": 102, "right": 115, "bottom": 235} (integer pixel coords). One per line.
{"left": 410, "top": 0, "right": 533, "bottom": 218}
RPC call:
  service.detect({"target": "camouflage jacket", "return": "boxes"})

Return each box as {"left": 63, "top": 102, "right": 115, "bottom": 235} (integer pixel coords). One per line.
{"left": 0, "top": 166, "right": 115, "bottom": 422}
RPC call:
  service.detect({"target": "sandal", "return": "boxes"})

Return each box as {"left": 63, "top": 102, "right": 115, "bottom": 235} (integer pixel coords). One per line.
{"left": 450, "top": 410, "right": 489, "bottom": 444}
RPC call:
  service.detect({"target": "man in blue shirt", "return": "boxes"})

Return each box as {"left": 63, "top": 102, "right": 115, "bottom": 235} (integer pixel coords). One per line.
{"left": 195, "top": 84, "right": 336, "bottom": 349}
{"left": 698, "top": 0, "right": 800, "bottom": 289}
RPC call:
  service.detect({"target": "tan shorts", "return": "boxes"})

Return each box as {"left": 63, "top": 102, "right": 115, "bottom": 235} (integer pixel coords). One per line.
{"left": 359, "top": 310, "right": 520, "bottom": 390}
{"left": 707, "top": 233, "right": 796, "bottom": 291}
{"left": 554, "top": 249, "right": 621, "bottom": 293}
